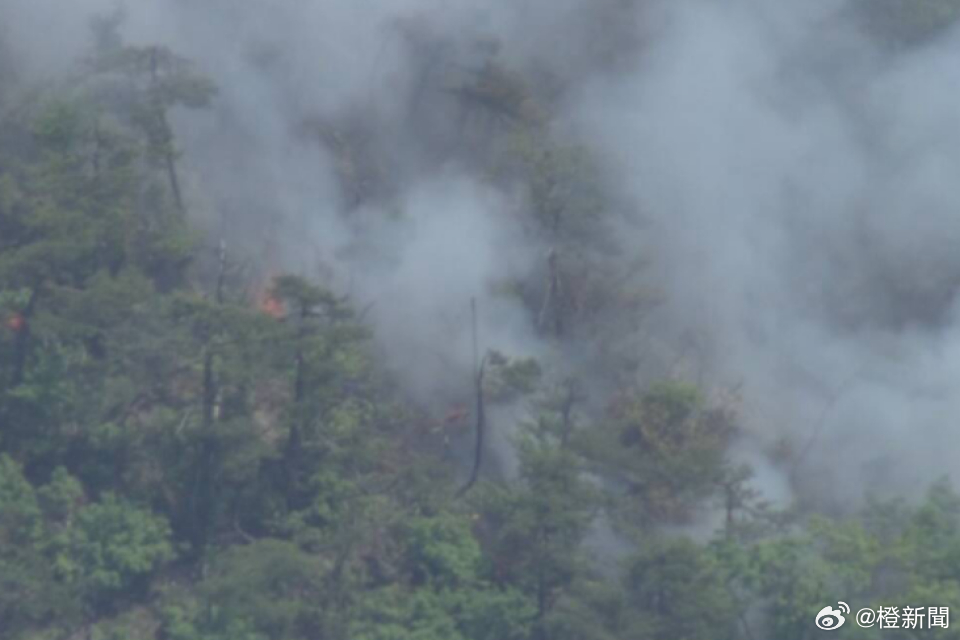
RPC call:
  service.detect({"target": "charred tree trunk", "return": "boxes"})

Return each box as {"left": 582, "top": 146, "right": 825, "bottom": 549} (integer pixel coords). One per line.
{"left": 165, "top": 150, "right": 184, "bottom": 215}
{"left": 284, "top": 302, "right": 310, "bottom": 507}
{"left": 457, "top": 298, "right": 487, "bottom": 498}
{"left": 538, "top": 249, "right": 563, "bottom": 336}
{"left": 533, "top": 527, "right": 553, "bottom": 640}
{"left": 191, "top": 241, "right": 228, "bottom": 552}
{"left": 559, "top": 379, "right": 579, "bottom": 449}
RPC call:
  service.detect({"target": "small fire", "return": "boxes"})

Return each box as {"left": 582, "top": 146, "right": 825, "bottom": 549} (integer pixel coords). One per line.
{"left": 259, "top": 291, "right": 285, "bottom": 319}
{"left": 442, "top": 404, "right": 469, "bottom": 426}
{"left": 428, "top": 404, "right": 470, "bottom": 436}
{"left": 252, "top": 270, "right": 286, "bottom": 319}
{"left": 5, "top": 313, "right": 25, "bottom": 332}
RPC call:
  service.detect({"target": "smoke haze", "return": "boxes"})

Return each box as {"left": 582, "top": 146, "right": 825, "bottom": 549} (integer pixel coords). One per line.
{"left": 4, "top": 0, "right": 960, "bottom": 513}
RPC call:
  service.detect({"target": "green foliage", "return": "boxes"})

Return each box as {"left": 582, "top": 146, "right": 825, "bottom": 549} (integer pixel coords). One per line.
{"left": 0, "top": 456, "right": 77, "bottom": 638}
{"left": 400, "top": 513, "right": 483, "bottom": 587}
{"left": 160, "top": 590, "right": 266, "bottom": 640}
{"left": 621, "top": 537, "right": 739, "bottom": 640}
{"left": 163, "top": 614, "right": 266, "bottom": 640}
{"left": 496, "top": 132, "right": 605, "bottom": 240}
{"left": 351, "top": 587, "right": 466, "bottom": 640}
{"left": 195, "top": 540, "right": 330, "bottom": 639}
{"left": 351, "top": 584, "right": 534, "bottom": 640}
{"left": 349, "top": 526, "right": 536, "bottom": 640}
{"left": 0, "top": 458, "right": 173, "bottom": 635}
{"left": 0, "top": 454, "right": 43, "bottom": 542}
{"left": 49, "top": 492, "right": 175, "bottom": 607}
{"left": 484, "top": 350, "right": 542, "bottom": 402}
{"left": 475, "top": 416, "right": 598, "bottom": 639}
{"left": 579, "top": 380, "right": 735, "bottom": 527}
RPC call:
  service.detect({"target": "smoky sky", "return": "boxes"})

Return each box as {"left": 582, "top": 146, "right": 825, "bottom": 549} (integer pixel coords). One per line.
{"left": 579, "top": 0, "right": 960, "bottom": 507}
{"left": 4, "top": 0, "right": 960, "bottom": 512}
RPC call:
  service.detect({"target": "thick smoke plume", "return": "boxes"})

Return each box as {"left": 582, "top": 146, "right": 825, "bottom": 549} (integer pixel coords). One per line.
{"left": 4, "top": 0, "right": 960, "bottom": 512}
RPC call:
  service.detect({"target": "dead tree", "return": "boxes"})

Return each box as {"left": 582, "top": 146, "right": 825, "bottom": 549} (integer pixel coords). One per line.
{"left": 538, "top": 249, "right": 563, "bottom": 336}
{"left": 457, "top": 298, "right": 488, "bottom": 498}
{"left": 190, "top": 239, "right": 229, "bottom": 552}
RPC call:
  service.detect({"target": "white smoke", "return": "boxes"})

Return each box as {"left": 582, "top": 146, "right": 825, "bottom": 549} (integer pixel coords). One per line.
{"left": 5, "top": 0, "right": 960, "bottom": 510}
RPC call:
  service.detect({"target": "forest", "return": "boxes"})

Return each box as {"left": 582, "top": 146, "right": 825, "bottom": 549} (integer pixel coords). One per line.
{"left": 3, "top": 0, "right": 960, "bottom": 639}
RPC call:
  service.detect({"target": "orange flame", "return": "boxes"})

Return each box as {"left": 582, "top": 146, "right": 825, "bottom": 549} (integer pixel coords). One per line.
{"left": 442, "top": 404, "right": 469, "bottom": 426}
{"left": 5, "top": 313, "right": 24, "bottom": 332}
{"left": 252, "top": 269, "right": 285, "bottom": 319}
{"left": 259, "top": 292, "right": 285, "bottom": 319}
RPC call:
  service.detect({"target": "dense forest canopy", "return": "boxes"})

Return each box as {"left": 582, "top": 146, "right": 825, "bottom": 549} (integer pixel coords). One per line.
{"left": 2, "top": 0, "right": 960, "bottom": 639}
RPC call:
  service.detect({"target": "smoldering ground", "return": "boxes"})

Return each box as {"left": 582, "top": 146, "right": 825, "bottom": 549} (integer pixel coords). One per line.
{"left": 4, "top": 0, "right": 960, "bottom": 517}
